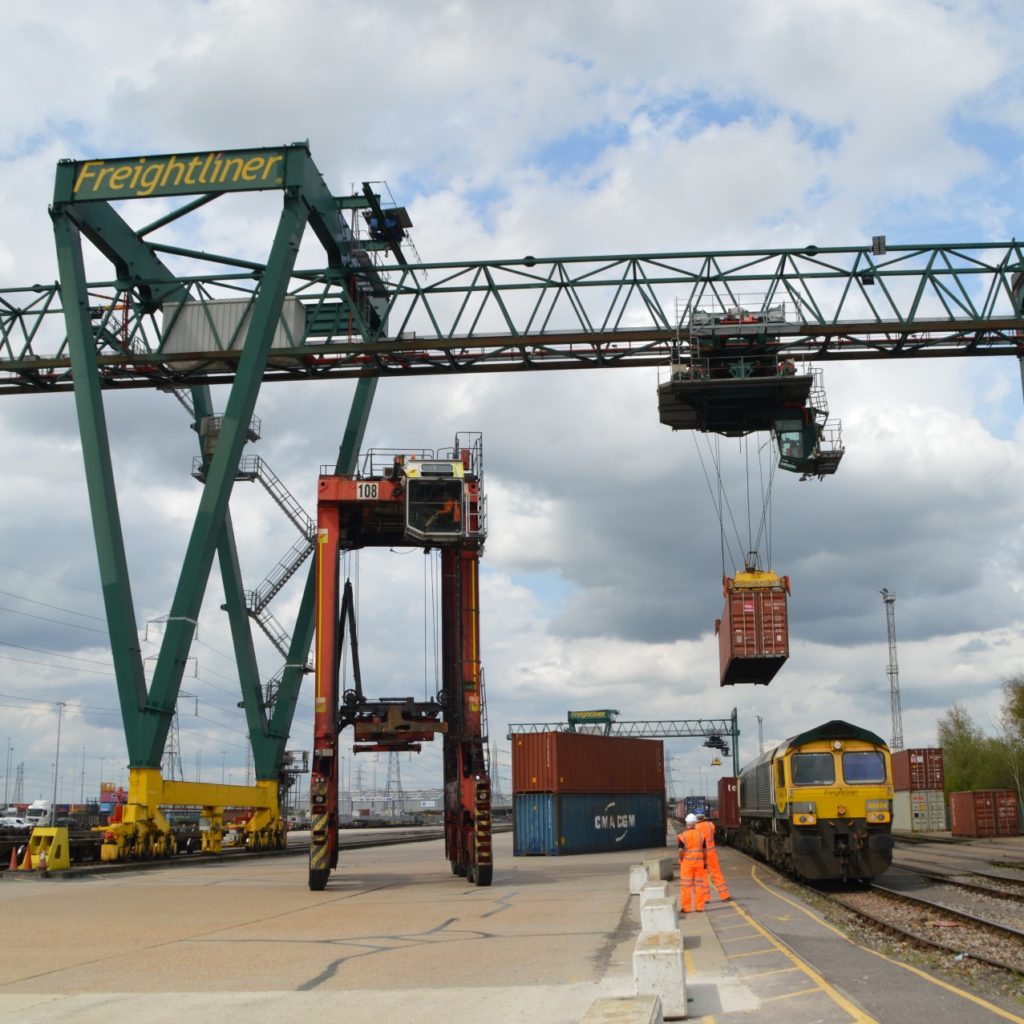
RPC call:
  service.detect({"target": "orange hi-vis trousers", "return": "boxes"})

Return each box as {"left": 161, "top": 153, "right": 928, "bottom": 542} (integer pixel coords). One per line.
{"left": 696, "top": 821, "right": 730, "bottom": 901}
{"left": 677, "top": 829, "right": 706, "bottom": 913}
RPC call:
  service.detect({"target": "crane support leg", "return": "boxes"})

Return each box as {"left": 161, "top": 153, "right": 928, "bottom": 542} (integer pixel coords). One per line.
{"left": 441, "top": 547, "right": 493, "bottom": 886}
{"left": 309, "top": 505, "right": 341, "bottom": 891}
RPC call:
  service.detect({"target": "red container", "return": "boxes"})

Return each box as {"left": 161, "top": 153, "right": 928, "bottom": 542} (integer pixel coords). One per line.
{"left": 891, "top": 748, "right": 945, "bottom": 791}
{"left": 716, "top": 576, "right": 790, "bottom": 686}
{"left": 717, "top": 777, "right": 740, "bottom": 830}
{"left": 949, "top": 790, "right": 1020, "bottom": 837}
{"left": 511, "top": 732, "right": 665, "bottom": 795}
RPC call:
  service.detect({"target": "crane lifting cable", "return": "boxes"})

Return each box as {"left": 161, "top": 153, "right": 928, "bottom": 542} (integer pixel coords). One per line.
{"left": 693, "top": 432, "right": 776, "bottom": 577}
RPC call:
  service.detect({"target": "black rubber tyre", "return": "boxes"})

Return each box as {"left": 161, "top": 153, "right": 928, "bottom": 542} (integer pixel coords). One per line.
{"left": 473, "top": 863, "right": 493, "bottom": 887}
{"left": 308, "top": 867, "right": 329, "bottom": 891}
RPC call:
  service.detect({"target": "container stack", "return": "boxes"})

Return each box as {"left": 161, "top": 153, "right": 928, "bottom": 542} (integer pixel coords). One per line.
{"left": 715, "top": 570, "right": 790, "bottom": 686}
{"left": 949, "top": 790, "right": 1020, "bottom": 837}
{"left": 511, "top": 732, "right": 666, "bottom": 856}
{"left": 891, "top": 748, "right": 946, "bottom": 833}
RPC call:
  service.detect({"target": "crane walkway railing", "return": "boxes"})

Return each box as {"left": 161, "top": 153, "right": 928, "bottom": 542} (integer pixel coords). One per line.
{"left": 252, "top": 606, "right": 292, "bottom": 660}
{"left": 245, "top": 536, "right": 314, "bottom": 614}
{"left": 237, "top": 455, "right": 315, "bottom": 539}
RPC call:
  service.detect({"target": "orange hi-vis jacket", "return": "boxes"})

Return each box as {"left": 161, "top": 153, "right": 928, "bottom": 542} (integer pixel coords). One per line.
{"left": 678, "top": 827, "right": 706, "bottom": 862}
{"left": 695, "top": 818, "right": 730, "bottom": 901}
{"left": 677, "top": 826, "right": 707, "bottom": 912}
{"left": 695, "top": 819, "right": 716, "bottom": 849}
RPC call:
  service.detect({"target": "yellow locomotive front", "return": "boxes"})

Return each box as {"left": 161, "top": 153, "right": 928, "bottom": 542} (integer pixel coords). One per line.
{"left": 736, "top": 720, "right": 895, "bottom": 882}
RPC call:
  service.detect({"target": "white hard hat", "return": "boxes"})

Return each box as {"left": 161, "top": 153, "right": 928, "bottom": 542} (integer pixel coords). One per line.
{"left": 685, "top": 813, "right": 697, "bottom": 824}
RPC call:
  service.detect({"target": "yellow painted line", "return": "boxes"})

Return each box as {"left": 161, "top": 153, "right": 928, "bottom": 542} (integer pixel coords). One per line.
{"left": 719, "top": 932, "right": 771, "bottom": 943}
{"left": 745, "top": 965, "right": 801, "bottom": 979}
{"left": 728, "top": 897, "right": 875, "bottom": 1023}
{"left": 684, "top": 948, "right": 696, "bottom": 975}
{"left": 315, "top": 528, "right": 327, "bottom": 702}
{"left": 727, "top": 947, "right": 784, "bottom": 959}
{"left": 748, "top": 864, "right": 1024, "bottom": 1023}
{"left": 761, "top": 986, "right": 826, "bottom": 1003}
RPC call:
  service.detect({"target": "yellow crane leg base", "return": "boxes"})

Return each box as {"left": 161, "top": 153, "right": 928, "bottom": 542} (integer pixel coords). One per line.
{"left": 29, "top": 828, "right": 71, "bottom": 871}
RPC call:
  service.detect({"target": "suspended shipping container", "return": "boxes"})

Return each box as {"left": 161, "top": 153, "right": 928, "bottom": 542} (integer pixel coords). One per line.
{"left": 891, "top": 748, "right": 945, "bottom": 792}
{"left": 892, "top": 790, "right": 946, "bottom": 833}
{"left": 511, "top": 732, "right": 664, "bottom": 795}
{"left": 715, "top": 570, "right": 790, "bottom": 686}
{"left": 949, "top": 790, "right": 1020, "bottom": 838}
{"left": 513, "top": 792, "right": 666, "bottom": 856}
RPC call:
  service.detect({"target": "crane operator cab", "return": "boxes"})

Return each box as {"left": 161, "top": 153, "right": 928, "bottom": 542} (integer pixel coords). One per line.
{"left": 405, "top": 458, "right": 467, "bottom": 541}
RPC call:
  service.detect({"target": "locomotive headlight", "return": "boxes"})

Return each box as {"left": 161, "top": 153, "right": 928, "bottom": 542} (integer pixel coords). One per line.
{"left": 791, "top": 802, "right": 816, "bottom": 825}
{"left": 865, "top": 799, "right": 890, "bottom": 823}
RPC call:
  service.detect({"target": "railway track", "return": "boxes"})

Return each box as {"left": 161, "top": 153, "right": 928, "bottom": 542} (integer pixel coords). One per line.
{"left": 825, "top": 876, "right": 1024, "bottom": 976}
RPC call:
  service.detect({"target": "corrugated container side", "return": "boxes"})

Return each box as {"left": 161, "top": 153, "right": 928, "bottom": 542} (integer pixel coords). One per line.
{"left": 717, "top": 777, "right": 740, "bottom": 830}
{"left": 891, "top": 748, "right": 945, "bottom": 791}
{"left": 162, "top": 297, "right": 307, "bottom": 368}
{"left": 892, "top": 790, "right": 946, "bottom": 832}
{"left": 513, "top": 792, "right": 667, "bottom": 856}
{"left": 717, "top": 587, "right": 789, "bottom": 686}
{"left": 511, "top": 733, "right": 665, "bottom": 795}
{"left": 950, "top": 790, "right": 1020, "bottom": 837}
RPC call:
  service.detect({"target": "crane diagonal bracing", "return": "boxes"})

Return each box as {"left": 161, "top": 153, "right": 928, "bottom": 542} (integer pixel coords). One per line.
{"left": 2, "top": 242, "right": 1024, "bottom": 395}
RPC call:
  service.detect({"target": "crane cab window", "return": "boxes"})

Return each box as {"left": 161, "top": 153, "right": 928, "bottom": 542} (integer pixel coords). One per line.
{"left": 790, "top": 752, "right": 835, "bottom": 785}
{"left": 842, "top": 751, "right": 886, "bottom": 783}
{"left": 406, "top": 478, "right": 464, "bottom": 540}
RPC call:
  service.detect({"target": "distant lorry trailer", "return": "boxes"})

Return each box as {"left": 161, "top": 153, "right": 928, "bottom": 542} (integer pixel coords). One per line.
{"left": 25, "top": 800, "right": 52, "bottom": 826}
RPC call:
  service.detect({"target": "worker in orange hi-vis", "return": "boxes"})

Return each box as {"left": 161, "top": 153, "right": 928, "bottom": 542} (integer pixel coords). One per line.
{"left": 677, "top": 814, "right": 706, "bottom": 913}
{"left": 695, "top": 812, "right": 730, "bottom": 902}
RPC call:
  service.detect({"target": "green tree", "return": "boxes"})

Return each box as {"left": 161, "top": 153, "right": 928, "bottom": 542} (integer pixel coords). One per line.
{"left": 937, "top": 703, "right": 992, "bottom": 793}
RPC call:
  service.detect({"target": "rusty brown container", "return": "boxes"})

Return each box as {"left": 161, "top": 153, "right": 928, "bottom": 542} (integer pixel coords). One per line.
{"left": 511, "top": 732, "right": 665, "bottom": 795}
{"left": 717, "top": 777, "right": 740, "bottom": 830}
{"left": 716, "top": 572, "right": 790, "bottom": 686}
{"left": 891, "top": 748, "right": 945, "bottom": 791}
{"left": 949, "top": 790, "right": 1020, "bottom": 837}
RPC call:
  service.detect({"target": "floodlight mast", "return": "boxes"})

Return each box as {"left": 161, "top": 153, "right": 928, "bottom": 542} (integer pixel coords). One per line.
{"left": 881, "top": 588, "right": 904, "bottom": 753}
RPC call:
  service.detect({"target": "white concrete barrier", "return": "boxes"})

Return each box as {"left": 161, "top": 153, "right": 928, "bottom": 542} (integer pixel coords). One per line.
{"left": 629, "top": 864, "right": 650, "bottom": 895}
{"left": 582, "top": 995, "right": 664, "bottom": 1023}
{"left": 633, "top": 930, "right": 686, "bottom": 1020}
{"left": 640, "top": 896, "right": 677, "bottom": 934}
{"left": 643, "top": 856, "right": 675, "bottom": 881}
{"left": 639, "top": 881, "right": 669, "bottom": 907}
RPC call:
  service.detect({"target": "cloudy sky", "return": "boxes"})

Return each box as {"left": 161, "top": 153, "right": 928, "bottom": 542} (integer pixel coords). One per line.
{"left": 2, "top": 0, "right": 1024, "bottom": 809}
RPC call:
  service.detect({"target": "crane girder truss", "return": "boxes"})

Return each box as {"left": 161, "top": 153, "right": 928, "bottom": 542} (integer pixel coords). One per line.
{"left": 3, "top": 242, "right": 1024, "bottom": 395}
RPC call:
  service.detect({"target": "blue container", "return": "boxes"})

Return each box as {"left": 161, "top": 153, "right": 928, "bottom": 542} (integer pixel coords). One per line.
{"left": 513, "top": 792, "right": 666, "bottom": 856}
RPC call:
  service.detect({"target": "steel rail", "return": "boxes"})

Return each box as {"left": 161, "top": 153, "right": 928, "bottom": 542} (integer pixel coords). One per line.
{"left": 824, "top": 882, "right": 1024, "bottom": 976}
